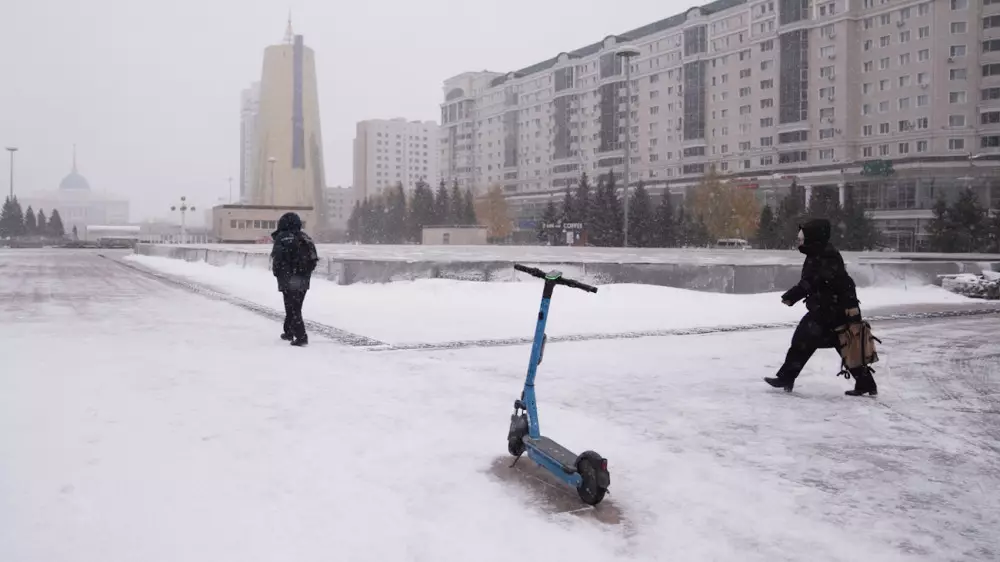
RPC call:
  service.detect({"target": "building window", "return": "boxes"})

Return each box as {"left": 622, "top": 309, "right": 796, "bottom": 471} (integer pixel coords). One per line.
{"left": 819, "top": 148, "right": 834, "bottom": 160}
{"left": 949, "top": 138, "right": 966, "bottom": 150}
{"left": 898, "top": 142, "right": 910, "bottom": 154}
{"left": 982, "top": 135, "right": 1000, "bottom": 149}
{"left": 950, "top": 91, "right": 968, "bottom": 104}
{"left": 951, "top": 68, "right": 968, "bottom": 80}
{"left": 952, "top": 22, "right": 967, "bottom": 33}
{"left": 917, "top": 140, "right": 928, "bottom": 152}
{"left": 952, "top": 0, "right": 968, "bottom": 9}
{"left": 863, "top": 146, "right": 874, "bottom": 158}
{"left": 949, "top": 114, "right": 967, "bottom": 127}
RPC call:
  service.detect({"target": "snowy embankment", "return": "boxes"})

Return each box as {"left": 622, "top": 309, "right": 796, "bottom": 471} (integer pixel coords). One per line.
{"left": 126, "top": 254, "right": 975, "bottom": 345}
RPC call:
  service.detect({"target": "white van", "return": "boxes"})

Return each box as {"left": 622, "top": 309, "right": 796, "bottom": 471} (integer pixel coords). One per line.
{"left": 715, "top": 238, "right": 751, "bottom": 250}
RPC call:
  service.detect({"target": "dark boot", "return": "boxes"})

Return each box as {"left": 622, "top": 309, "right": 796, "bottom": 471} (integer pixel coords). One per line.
{"left": 845, "top": 368, "right": 878, "bottom": 397}
{"left": 764, "top": 376, "right": 794, "bottom": 392}
{"left": 280, "top": 333, "right": 293, "bottom": 341}
{"left": 290, "top": 337, "right": 309, "bottom": 347}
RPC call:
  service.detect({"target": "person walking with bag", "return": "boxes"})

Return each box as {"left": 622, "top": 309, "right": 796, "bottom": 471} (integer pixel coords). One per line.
{"left": 270, "top": 212, "right": 319, "bottom": 347}
{"left": 764, "top": 218, "right": 879, "bottom": 396}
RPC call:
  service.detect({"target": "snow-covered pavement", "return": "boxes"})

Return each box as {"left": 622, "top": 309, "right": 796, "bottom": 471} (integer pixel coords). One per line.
{"left": 1, "top": 249, "right": 999, "bottom": 561}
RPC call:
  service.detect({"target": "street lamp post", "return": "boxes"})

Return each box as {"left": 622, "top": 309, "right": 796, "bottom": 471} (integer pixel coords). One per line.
{"left": 616, "top": 46, "right": 640, "bottom": 247}
{"left": 267, "top": 157, "right": 277, "bottom": 206}
{"left": 227, "top": 176, "right": 233, "bottom": 204}
{"left": 5, "top": 147, "right": 17, "bottom": 199}
{"left": 170, "top": 196, "right": 196, "bottom": 244}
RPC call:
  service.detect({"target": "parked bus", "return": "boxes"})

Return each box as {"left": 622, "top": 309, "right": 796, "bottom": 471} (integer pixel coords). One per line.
{"left": 86, "top": 225, "right": 141, "bottom": 249}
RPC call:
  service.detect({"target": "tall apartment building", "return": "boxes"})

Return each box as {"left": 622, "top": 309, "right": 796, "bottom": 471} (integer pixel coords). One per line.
{"left": 240, "top": 82, "right": 260, "bottom": 204}
{"left": 440, "top": 0, "right": 1000, "bottom": 250}
{"left": 249, "top": 21, "right": 327, "bottom": 221}
{"left": 353, "top": 118, "right": 439, "bottom": 202}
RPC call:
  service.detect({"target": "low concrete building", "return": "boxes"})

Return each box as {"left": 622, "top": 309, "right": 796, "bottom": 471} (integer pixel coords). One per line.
{"left": 421, "top": 226, "right": 488, "bottom": 245}
{"left": 211, "top": 205, "right": 315, "bottom": 243}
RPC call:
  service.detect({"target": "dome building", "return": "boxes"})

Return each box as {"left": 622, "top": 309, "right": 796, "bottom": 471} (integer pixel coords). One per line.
{"left": 19, "top": 148, "right": 130, "bottom": 239}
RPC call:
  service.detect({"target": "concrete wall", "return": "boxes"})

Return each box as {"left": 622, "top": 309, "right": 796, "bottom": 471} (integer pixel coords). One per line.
{"left": 134, "top": 243, "right": 1000, "bottom": 294}
{"left": 421, "top": 227, "right": 488, "bottom": 246}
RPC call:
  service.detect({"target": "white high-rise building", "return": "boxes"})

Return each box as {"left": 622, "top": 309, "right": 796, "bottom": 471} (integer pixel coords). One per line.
{"left": 353, "top": 118, "right": 439, "bottom": 202}
{"left": 239, "top": 82, "right": 260, "bottom": 204}
{"left": 440, "top": 0, "right": 1000, "bottom": 250}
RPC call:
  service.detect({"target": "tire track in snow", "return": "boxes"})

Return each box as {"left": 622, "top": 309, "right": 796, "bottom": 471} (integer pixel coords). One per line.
{"left": 103, "top": 255, "right": 1000, "bottom": 352}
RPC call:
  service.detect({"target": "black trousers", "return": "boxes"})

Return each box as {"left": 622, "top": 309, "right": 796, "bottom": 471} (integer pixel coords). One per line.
{"left": 282, "top": 290, "right": 307, "bottom": 340}
{"left": 776, "top": 311, "right": 844, "bottom": 381}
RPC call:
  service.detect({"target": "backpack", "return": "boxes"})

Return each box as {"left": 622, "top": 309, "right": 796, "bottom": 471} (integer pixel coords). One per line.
{"left": 293, "top": 233, "right": 319, "bottom": 275}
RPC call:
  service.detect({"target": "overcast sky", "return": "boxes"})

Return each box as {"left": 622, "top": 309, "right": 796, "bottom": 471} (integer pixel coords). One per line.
{"left": 0, "top": 0, "right": 688, "bottom": 223}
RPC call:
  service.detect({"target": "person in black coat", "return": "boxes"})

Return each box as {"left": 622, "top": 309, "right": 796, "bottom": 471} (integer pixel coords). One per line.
{"left": 764, "top": 218, "right": 879, "bottom": 396}
{"left": 270, "top": 212, "right": 319, "bottom": 347}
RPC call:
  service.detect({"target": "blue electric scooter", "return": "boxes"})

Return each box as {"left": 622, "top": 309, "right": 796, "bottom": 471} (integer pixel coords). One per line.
{"left": 506, "top": 263, "right": 611, "bottom": 505}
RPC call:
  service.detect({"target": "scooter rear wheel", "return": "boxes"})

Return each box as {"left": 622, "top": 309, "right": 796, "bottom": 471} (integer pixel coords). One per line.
{"left": 507, "top": 436, "right": 525, "bottom": 457}
{"left": 576, "top": 455, "right": 608, "bottom": 505}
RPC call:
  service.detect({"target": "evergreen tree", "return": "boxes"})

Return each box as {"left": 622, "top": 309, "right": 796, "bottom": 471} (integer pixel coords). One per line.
{"left": 653, "top": 192, "right": 676, "bottom": 247}
{"left": 347, "top": 201, "right": 362, "bottom": 242}
{"left": 385, "top": 183, "right": 407, "bottom": 243}
{"left": 776, "top": 181, "right": 805, "bottom": 248}
{"left": 433, "top": 180, "right": 450, "bottom": 225}
{"left": 561, "top": 185, "right": 576, "bottom": 223}
{"left": 449, "top": 182, "right": 464, "bottom": 225}
{"left": 676, "top": 205, "right": 690, "bottom": 247}
{"left": 756, "top": 205, "right": 779, "bottom": 249}
{"left": 1, "top": 196, "right": 26, "bottom": 238}
{"left": 590, "top": 173, "right": 623, "bottom": 246}
{"left": 927, "top": 197, "right": 955, "bottom": 252}
{"left": 988, "top": 211, "right": 1000, "bottom": 253}
{"left": 840, "top": 188, "right": 880, "bottom": 251}
{"left": 24, "top": 206, "right": 36, "bottom": 235}
{"left": 48, "top": 209, "right": 65, "bottom": 238}
{"left": 407, "top": 180, "right": 436, "bottom": 242}
{"left": 627, "top": 182, "right": 655, "bottom": 247}
{"left": 0, "top": 196, "right": 14, "bottom": 239}
{"left": 806, "top": 185, "right": 844, "bottom": 247}
{"left": 538, "top": 200, "right": 559, "bottom": 243}
{"left": 949, "top": 187, "right": 989, "bottom": 252}
{"left": 461, "top": 188, "right": 478, "bottom": 225}
{"left": 35, "top": 209, "right": 47, "bottom": 238}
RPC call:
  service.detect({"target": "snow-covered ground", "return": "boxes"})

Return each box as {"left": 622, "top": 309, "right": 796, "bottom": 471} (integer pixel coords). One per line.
{"left": 161, "top": 242, "right": 1000, "bottom": 265}
{"left": 127, "top": 253, "right": 980, "bottom": 346}
{"left": 2, "top": 249, "right": 999, "bottom": 562}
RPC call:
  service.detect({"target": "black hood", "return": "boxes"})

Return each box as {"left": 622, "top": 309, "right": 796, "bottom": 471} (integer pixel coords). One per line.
{"left": 799, "top": 218, "right": 831, "bottom": 255}
{"left": 272, "top": 212, "right": 302, "bottom": 239}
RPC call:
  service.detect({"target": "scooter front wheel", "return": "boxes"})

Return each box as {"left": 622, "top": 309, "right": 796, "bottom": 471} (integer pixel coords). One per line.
{"left": 576, "top": 452, "right": 609, "bottom": 505}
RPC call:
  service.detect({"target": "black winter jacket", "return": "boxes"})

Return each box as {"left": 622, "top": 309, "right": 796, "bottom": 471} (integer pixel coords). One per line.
{"left": 270, "top": 212, "right": 319, "bottom": 292}
{"left": 781, "top": 218, "right": 859, "bottom": 327}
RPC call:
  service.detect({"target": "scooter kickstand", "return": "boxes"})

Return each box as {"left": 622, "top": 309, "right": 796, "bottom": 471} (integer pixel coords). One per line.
{"left": 510, "top": 452, "right": 523, "bottom": 468}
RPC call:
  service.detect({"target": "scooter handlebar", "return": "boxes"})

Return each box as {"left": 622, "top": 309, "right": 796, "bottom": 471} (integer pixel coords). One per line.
{"left": 512, "top": 263, "right": 598, "bottom": 293}
{"left": 513, "top": 263, "right": 546, "bottom": 278}
{"left": 562, "top": 278, "right": 598, "bottom": 293}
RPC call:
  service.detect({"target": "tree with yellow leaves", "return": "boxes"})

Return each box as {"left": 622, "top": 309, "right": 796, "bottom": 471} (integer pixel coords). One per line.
{"left": 687, "top": 167, "right": 760, "bottom": 241}
{"left": 474, "top": 184, "right": 514, "bottom": 242}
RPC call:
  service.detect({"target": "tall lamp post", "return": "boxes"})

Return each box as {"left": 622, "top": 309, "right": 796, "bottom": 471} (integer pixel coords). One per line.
{"left": 616, "top": 46, "right": 640, "bottom": 247}
{"left": 170, "top": 196, "right": 196, "bottom": 244}
{"left": 5, "top": 147, "right": 17, "bottom": 199}
{"left": 267, "top": 157, "right": 277, "bottom": 206}
{"left": 227, "top": 176, "right": 233, "bottom": 204}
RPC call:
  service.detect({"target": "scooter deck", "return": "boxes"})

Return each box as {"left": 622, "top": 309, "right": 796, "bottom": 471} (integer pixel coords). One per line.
{"left": 526, "top": 436, "right": 578, "bottom": 473}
